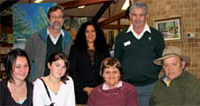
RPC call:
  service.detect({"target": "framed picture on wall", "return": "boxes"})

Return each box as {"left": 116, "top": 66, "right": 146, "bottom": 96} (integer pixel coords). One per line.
{"left": 154, "top": 17, "right": 181, "bottom": 41}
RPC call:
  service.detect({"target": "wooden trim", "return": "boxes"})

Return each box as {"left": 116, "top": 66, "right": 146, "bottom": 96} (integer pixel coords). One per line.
{"left": 101, "top": 25, "right": 129, "bottom": 29}
{"left": 59, "top": 0, "right": 113, "bottom": 9}
{"left": 92, "top": 1, "right": 112, "bottom": 23}
{"left": 0, "top": 0, "right": 20, "bottom": 12}
{"left": 98, "top": 9, "right": 129, "bottom": 26}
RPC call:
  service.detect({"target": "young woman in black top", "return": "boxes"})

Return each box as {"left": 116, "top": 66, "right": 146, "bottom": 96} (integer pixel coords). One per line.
{"left": 0, "top": 49, "right": 33, "bottom": 106}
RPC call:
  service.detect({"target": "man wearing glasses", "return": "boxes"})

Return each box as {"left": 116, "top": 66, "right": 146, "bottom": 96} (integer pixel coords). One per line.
{"left": 25, "top": 5, "right": 72, "bottom": 81}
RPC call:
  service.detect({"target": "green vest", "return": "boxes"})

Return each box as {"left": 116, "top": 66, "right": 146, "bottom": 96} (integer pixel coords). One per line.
{"left": 44, "top": 35, "right": 62, "bottom": 76}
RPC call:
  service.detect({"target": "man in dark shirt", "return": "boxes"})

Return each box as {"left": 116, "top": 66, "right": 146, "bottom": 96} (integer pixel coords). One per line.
{"left": 114, "top": 1, "right": 165, "bottom": 106}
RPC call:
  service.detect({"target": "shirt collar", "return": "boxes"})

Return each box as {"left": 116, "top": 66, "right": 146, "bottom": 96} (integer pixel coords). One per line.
{"left": 102, "top": 81, "right": 122, "bottom": 90}
{"left": 47, "top": 28, "right": 64, "bottom": 44}
{"left": 126, "top": 24, "right": 151, "bottom": 39}
{"left": 47, "top": 28, "right": 64, "bottom": 37}
{"left": 162, "top": 70, "right": 186, "bottom": 87}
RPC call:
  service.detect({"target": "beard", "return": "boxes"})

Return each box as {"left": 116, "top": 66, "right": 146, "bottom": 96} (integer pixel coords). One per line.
{"left": 50, "top": 21, "right": 63, "bottom": 30}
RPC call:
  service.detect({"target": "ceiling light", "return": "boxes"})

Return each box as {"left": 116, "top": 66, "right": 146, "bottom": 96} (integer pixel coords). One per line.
{"left": 34, "top": 0, "right": 43, "bottom": 3}
{"left": 78, "top": 5, "right": 85, "bottom": 9}
{"left": 121, "top": 0, "right": 130, "bottom": 10}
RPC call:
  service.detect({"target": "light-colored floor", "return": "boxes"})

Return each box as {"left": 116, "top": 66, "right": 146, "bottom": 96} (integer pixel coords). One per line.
{"left": 76, "top": 104, "right": 86, "bottom": 106}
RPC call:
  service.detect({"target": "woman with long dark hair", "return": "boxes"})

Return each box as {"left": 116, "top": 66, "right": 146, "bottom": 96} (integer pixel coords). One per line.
{"left": 69, "top": 21, "right": 110, "bottom": 105}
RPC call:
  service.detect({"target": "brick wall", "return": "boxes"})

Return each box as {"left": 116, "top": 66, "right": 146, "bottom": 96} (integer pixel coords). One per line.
{"left": 134, "top": 0, "right": 200, "bottom": 78}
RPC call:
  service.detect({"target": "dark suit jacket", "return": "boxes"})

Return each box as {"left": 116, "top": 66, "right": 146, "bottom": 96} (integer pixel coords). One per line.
{"left": 69, "top": 45, "right": 110, "bottom": 104}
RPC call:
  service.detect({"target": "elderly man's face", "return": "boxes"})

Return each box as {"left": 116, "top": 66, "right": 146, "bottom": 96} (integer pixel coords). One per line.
{"left": 163, "top": 56, "right": 185, "bottom": 81}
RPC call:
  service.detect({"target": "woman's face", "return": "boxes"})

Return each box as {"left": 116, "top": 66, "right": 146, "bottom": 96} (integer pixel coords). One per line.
{"left": 103, "top": 67, "right": 121, "bottom": 89}
{"left": 12, "top": 56, "right": 29, "bottom": 81}
{"left": 48, "top": 59, "right": 67, "bottom": 79}
{"left": 85, "top": 25, "right": 96, "bottom": 44}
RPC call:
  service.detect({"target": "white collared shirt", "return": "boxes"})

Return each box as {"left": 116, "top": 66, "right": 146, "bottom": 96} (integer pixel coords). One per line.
{"left": 126, "top": 24, "right": 151, "bottom": 40}
{"left": 47, "top": 29, "right": 64, "bottom": 45}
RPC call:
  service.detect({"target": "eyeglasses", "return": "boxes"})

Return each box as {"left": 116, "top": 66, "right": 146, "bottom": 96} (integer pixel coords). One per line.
{"left": 50, "top": 15, "right": 63, "bottom": 19}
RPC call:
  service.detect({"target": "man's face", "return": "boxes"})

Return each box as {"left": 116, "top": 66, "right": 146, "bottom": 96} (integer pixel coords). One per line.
{"left": 130, "top": 8, "right": 147, "bottom": 29}
{"left": 163, "top": 56, "right": 185, "bottom": 81}
{"left": 49, "top": 9, "right": 64, "bottom": 30}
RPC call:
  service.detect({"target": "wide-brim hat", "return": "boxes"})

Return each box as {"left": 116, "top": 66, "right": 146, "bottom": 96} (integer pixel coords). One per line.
{"left": 154, "top": 46, "right": 190, "bottom": 66}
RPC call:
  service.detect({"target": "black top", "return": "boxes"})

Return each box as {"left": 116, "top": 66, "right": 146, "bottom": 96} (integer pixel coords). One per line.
{"left": 69, "top": 45, "right": 110, "bottom": 104}
{"left": 0, "top": 80, "right": 33, "bottom": 106}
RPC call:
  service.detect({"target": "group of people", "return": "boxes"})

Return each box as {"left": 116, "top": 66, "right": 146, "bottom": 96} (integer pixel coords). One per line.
{"left": 1, "top": 1, "right": 200, "bottom": 106}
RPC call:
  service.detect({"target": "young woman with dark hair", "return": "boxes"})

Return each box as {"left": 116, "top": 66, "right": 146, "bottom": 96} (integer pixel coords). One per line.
{"left": 0, "top": 48, "right": 33, "bottom": 106}
{"left": 33, "top": 52, "right": 75, "bottom": 106}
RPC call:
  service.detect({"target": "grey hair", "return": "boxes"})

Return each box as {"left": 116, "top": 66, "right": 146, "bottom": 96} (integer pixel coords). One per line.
{"left": 129, "top": 1, "right": 148, "bottom": 15}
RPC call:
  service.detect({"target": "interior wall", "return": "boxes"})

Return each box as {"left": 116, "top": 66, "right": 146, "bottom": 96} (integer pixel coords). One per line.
{"left": 134, "top": 0, "right": 200, "bottom": 78}
{"left": 0, "top": 24, "right": 12, "bottom": 33}
{"left": 0, "top": 24, "right": 13, "bottom": 55}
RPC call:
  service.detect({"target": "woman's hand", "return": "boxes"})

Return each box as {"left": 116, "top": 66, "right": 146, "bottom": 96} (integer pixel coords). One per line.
{"left": 83, "top": 87, "right": 93, "bottom": 95}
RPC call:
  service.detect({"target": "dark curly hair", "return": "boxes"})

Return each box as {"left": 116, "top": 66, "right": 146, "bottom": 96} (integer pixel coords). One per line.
{"left": 74, "top": 21, "right": 108, "bottom": 53}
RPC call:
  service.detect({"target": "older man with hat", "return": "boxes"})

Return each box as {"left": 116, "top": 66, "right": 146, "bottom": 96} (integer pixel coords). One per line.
{"left": 149, "top": 46, "right": 200, "bottom": 106}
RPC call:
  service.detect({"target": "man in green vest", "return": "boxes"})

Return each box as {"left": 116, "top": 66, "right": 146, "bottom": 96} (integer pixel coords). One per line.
{"left": 25, "top": 5, "right": 72, "bottom": 81}
{"left": 114, "top": 1, "right": 165, "bottom": 106}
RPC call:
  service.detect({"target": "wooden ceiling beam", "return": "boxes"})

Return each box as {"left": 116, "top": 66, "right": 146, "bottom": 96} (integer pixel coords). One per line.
{"left": 59, "top": 0, "right": 113, "bottom": 9}
{"left": 0, "top": 0, "right": 20, "bottom": 13}
{"left": 101, "top": 25, "right": 129, "bottom": 29}
{"left": 0, "top": 0, "right": 20, "bottom": 25}
{"left": 92, "top": 1, "right": 113, "bottom": 23}
{"left": 98, "top": 8, "right": 129, "bottom": 26}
